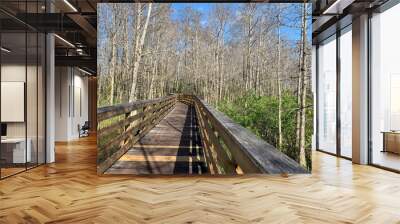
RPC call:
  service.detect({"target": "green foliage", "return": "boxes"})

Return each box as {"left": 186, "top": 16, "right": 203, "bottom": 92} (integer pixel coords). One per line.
{"left": 217, "top": 92, "right": 313, "bottom": 171}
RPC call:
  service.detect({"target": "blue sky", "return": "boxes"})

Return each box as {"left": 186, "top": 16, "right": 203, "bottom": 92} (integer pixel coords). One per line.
{"left": 97, "top": 3, "right": 311, "bottom": 47}
{"left": 171, "top": 3, "right": 212, "bottom": 13}
{"left": 170, "top": 3, "right": 311, "bottom": 43}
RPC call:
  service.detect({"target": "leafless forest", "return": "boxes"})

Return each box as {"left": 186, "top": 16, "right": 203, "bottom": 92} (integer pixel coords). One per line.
{"left": 98, "top": 3, "right": 312, "bottom": 169}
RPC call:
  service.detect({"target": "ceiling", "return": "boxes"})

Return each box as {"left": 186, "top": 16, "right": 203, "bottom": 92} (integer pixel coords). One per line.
{"left": 312, "top": 0, "right": 391, "bottom": 44}
{"left": 0, "top": 0, "right": 98, "bottom": 74}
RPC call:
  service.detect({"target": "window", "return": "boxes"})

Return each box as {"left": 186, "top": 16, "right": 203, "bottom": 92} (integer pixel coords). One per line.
{"left": 370, "top": 3, "right": 400, "bottom": 171}
{"left": 317, "top": 35, "right": 337, "bottom": 154}
{"left": 339, "top": 26, "right": 352, "bottom": 158}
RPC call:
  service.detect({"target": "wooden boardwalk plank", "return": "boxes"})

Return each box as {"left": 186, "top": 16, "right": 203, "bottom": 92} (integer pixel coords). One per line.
{"left": 125, "top": 147, "right": 204, "bottom": 157}
{"left": 118, "top": 155, "right": 205, "bottom": 163}
{"left": 105, "top": 102, "right": 208, "bottom": 175}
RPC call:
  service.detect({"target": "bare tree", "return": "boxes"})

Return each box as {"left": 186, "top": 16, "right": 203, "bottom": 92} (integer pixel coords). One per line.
{"left": 276, "top": 4, "right": 283, "bottom": 150}
{"left": 97, "top": 3, "right": 312, "bottom": 168}
{"left": 298, "top": 2, "right": 309, "bottom": 167}
{"left": 129, "top": 3, "right": 153, "bottom": 102}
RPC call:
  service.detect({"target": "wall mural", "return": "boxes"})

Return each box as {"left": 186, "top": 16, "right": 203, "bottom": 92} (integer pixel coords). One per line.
{"left": 97, "top": 3, "right": 312, "bottom": 175}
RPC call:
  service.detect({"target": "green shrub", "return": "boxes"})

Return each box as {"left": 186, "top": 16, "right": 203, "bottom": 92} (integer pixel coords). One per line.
{"left": 217, "top": 92, "right": 313, "bottom": 171}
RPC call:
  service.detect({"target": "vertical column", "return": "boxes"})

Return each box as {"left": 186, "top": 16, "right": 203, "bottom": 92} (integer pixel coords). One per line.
{"left": 352, "top": 14, "right": 369, "bottom": 164}
{"left": 336, "top": 29, "right": 341, "bottom": 156}
{"left": 88, "top": 76, "right": 98, "bottom": 132}
{"left": 311, "top": 45, "right": 317, "bottom": 151}
{"left": 46, "top": 0, "right": 55, "bottom": 163}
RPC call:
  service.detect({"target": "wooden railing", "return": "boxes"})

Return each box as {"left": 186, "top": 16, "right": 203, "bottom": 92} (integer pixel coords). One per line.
{"left": 98, "top": 94, "right": 306, "bottom": 175}
{"left": 180, "top": 94, "right": 306, "bottom": 174}
{"left": 97, "top": 95, "right": 176, "bottom": 174}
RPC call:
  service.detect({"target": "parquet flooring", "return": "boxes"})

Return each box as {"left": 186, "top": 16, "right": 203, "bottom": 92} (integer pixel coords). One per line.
{"left": 0, "top": 167, "right": 26, "bottom": 178}
{"left": 0, "top": 135, "right": 400, "bottom": 223}
{"left": 106, "top": 103, "right": 207, "bottom": 175}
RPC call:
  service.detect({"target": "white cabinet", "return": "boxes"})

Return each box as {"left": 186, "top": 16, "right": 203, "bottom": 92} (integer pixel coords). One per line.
{"left": 1, "top": 138, "right": 32, "bottom": 163}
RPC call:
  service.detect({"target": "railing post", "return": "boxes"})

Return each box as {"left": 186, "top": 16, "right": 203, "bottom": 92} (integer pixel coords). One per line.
{"left": 140, "top": 105, "right": 147, "bottom": 136}
{"left": 125, "top": 112, "right": 130, "bottom": 144}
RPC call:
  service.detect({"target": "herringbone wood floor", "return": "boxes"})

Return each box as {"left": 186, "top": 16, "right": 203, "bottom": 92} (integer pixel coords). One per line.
{"left": 1, "top": 135, "right": 400, "bottom": 223}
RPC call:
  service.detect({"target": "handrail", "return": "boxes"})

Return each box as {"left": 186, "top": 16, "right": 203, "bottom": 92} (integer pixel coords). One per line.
{"left": 180, "top": 94, "right": 307, "bottom": 174}
{"left": 97, "top": 95, "right": 176, "bottom": 174}
{"left": 97, "top": 94, "right": 306, "bottom": 175}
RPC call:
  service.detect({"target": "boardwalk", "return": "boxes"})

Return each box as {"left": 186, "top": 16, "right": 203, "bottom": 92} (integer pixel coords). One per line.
{"left": 105, "top": 102, "right": 208, "bottom": 175}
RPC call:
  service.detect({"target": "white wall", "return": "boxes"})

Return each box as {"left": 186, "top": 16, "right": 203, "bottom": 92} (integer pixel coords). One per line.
{"left": 71, "top": 72, "right": 89, "bottom": 138}
{"left": 1, "top": 64, "right": 38, "bottom": 138}
{"left": 55, "top": 67, "right": 69, "bottom": 141}
{"left": 1, "top": 65, "right": 26, "bottom": 141}
{"left": 55, "top": 67, "right": 89, "bottom": 141}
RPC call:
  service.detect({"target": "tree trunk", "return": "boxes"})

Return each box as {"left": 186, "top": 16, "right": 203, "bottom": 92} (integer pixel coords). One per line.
{"left": 277, "top": 5, "right": 283, "bottom": 151}
{"left": 110, "top": 34, "right": 116, "bottom": 105}
{"left": 299, "top": 3, "right": 308, "bottom": 168}
{"left": 129, "top": 3, "right": 153, "bottom": 102}
{"left": 296, "top": 21, "right": 304, "bottom": 152}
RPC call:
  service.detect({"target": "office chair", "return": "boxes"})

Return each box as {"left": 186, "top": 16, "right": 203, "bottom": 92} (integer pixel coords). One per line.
{"left": 79, "top": 121, "right": 90, "bottom": 138}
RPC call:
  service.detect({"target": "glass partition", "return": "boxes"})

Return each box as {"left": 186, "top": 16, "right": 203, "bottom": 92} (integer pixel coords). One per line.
{"left": 370, "top": 3, "right": 400, "bottom": 171}
{"left": 0, "top": 1, "right": 46, "bottom": 179}
{"left": 1, "top": 31, "right": 28, "bottom": 177}
{"left": 339, "top": 26, "right": 352, "bottom": 158}
{"left": 317, "top": 35, "right": 337, "bottom": 154}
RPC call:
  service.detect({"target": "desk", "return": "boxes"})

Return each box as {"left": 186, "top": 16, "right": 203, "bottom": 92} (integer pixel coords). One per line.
{"left": 1, "top": 138, "right": 31, "bottom": 163}
{"left": 382, "top": 131, "right": 400, "bottom": 154}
